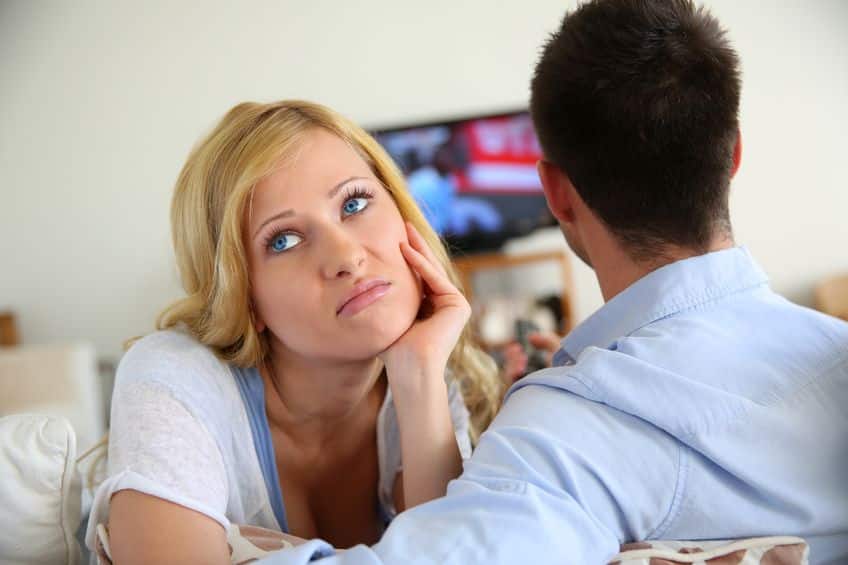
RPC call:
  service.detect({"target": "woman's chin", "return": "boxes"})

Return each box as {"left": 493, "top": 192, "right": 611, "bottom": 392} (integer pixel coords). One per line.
{"left": 348, "top": 312, "right": 416, "bottom": 358}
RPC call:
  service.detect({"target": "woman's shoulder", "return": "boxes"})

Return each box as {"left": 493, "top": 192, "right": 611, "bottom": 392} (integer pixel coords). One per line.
{"left": 120, "top": 328, "right": 222, "bottom": 372}
{"left": 115, "top": 329, "right": 233, "bottom": 399}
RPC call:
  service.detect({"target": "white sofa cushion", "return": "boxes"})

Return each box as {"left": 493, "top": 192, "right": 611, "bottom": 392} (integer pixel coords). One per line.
{"left": 0, "top": 343, "right": 105, "bottom": 451}
{"left": 0, "top": 413, "right": 81, "bottom": 565}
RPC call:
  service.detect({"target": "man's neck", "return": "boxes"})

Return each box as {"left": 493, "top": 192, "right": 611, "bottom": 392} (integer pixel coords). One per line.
{"left": 592, "top": 233, "right": 736, "bottom": 302}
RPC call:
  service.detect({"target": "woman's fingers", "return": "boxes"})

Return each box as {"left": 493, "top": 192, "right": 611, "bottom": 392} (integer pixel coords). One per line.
{"left": 405, "top": 222, "right": 449, "bottom": 278}
{"left": 400, "top": 240, "right": 458, "bottom": 298}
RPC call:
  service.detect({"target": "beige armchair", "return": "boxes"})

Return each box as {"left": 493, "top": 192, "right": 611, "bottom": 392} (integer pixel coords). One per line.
{"left": 815, "top": 274, "right": 848, "bottom": 321}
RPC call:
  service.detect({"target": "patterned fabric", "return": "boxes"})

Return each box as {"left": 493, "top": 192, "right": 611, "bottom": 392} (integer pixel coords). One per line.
{"left": 227, "top": 525, "right": 302, "bottom": 565}
{"left": 93, "top": 524, "right": 807, "bottom": 565}
{"left": 610, "top": 537, "right": 808, "bottom": 565}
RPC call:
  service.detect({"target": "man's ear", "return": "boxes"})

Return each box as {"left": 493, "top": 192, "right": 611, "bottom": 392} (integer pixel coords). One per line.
{"left": 731, "top": 129, "right": 743, "bottom": 178}
{"left": 537, "top": 160, "right": 576, "bottom": 223}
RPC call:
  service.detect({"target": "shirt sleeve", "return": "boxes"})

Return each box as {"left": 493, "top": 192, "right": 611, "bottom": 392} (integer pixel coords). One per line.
{"left": 255, "top": 380, "right": 679, "bottom": 564}
{"left": 446, "top": 378, "right": 472, "bottom": 460}
{"left": 85, "top": 358, "right": 231, "bottom": 550}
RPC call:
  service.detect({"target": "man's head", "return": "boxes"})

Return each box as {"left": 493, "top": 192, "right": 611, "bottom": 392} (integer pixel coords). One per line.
{"left": 530, "top": 0, "right": 741, "bottom": 264}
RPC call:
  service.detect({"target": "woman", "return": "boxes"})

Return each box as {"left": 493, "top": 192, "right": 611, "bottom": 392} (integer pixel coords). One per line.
{"left": 86, "top": 100, "right": 502, "bottom": 562}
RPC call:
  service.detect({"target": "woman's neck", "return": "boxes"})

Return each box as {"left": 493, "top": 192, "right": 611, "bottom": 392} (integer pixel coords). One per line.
{"left": 260, "top": 344, "right": 386, "bottom": 450}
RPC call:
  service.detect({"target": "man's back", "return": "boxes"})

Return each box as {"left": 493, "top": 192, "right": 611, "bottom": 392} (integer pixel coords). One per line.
{"left": 496, "top": 247, "right": 848, "bottom": 563}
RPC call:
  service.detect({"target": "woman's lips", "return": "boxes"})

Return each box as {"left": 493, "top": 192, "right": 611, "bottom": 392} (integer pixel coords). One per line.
{"left": 337, "top": 281, "right": 391, "bottom": 318}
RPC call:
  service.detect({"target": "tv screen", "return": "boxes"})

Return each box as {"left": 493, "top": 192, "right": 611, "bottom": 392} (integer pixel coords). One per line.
{"left": 372, "top": 110, "right": 555, "bottom": 255}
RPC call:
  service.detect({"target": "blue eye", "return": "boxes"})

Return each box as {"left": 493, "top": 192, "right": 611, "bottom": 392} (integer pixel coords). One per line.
{"left": 342, "top": 197, "right": 369, "bottom": 216}
{"left": 268, "top": 232, "right": 302, "bottom": 253}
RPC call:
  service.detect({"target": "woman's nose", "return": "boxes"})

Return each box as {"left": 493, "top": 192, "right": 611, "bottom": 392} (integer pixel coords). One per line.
{"left": 320, "top": 225, "right": 366, "bottom": 279}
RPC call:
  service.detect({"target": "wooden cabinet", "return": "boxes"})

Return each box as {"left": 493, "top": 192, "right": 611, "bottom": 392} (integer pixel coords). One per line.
{"left": 0, "top": 311, "right": 19, "bottom": 346}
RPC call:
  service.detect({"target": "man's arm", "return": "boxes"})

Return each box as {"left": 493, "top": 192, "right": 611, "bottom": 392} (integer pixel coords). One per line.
{"left": 256, "top": 467, "right": 620, "bottom": 564}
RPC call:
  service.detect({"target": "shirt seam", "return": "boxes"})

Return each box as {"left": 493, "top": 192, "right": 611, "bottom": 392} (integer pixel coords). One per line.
{"left": 636, "top": 279, "right": 768, "bottom": 336}
{"left": 680, "top": 348, "right": 848, "bottom": 440}
{"left": 563, "top": 369, "right": 598, "bottom": 395}
{"left": 646, "top": 441, "right": 689, "bottom": 539}
{"left": 566, "top": 279, "right": 768, "bottom": 360}
{"left": 755, "top": 348, "right": 848, "bottom": 410}
{"left": 558, "top": 368, "right": 690, "bottom": 540}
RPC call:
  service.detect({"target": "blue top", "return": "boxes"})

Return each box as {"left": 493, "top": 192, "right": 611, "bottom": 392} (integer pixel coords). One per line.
{"left": 257, "top": 247, "right": 848, "bottom": 565}
{"left": 232, "top": 366, "right": 290, "bottom": 532}
{"left": 232, "top": 367, "right": 396, "bottom": 531}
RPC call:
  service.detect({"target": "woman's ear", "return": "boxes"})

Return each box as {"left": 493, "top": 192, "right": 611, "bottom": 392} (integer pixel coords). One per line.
{"left": 537, "top": 160, "right": 576, "bottom": 224}
{"left": 250, "top": 304, "right": 266, "bottom": 333}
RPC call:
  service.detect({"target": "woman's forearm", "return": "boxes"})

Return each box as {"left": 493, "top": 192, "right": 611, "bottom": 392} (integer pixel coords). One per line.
{"left": 388, "top": 367, "right": 463, "bottom": 509}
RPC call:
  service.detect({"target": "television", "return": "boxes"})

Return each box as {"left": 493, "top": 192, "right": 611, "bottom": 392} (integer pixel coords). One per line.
{"left": 372, "top": 110, "right": 555, "bottom": 255}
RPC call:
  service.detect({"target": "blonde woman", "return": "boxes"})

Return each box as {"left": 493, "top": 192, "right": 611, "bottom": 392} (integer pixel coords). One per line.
{"left": 85, "top": 100, "right": 502, "bottom": 563}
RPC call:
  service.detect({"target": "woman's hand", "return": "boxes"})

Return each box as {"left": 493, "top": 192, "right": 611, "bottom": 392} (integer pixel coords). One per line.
{"left": 379, "top": 222, "right": 468, "bottom": 508}
{"left": 379, "top": 222, "right": 470, "bottom": 384}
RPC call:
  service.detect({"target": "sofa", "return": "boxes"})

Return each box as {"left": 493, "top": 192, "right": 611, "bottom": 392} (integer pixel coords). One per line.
{"left": 0, "top": 342, "right": 107, "bottom": 564}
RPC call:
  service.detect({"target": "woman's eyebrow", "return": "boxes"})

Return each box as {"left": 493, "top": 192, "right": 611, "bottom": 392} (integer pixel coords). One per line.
{"left": 327, "top": 176, "right": 370, "bottom": 199}
{"left": 253, "top": 209, "right": 294, "bottom": 239}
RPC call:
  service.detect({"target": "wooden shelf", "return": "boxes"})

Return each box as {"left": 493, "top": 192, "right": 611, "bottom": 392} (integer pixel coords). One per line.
{"left": 452, "top": 250, "right": 575, "bottom": 337}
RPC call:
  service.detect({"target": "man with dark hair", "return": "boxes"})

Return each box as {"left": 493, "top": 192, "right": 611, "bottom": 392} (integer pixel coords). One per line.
{"left": 265, "top": 2, "right": 847, "bottom": 563}
{"left": 530, "top": 0, "right": 740, "bottom": 266}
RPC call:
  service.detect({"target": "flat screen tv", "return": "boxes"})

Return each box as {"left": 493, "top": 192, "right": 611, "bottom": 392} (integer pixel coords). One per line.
{"left": 372, "top": 110, "right": 555, "bottom": 255}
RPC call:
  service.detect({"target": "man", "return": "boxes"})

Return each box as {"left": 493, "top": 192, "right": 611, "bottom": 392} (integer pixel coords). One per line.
{"left": 264, "top": 1, "right": 848, "bottom": 563}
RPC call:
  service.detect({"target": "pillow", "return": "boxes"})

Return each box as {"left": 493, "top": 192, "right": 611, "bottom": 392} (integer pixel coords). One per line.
{"left": 610, "top": 537, "right": 808, "bottom": 564}
{"left": 0, "top": 413, "right": 82, "bottom": 565}
{"left": 0, "top": 342, "right": 106, "bottom": 451}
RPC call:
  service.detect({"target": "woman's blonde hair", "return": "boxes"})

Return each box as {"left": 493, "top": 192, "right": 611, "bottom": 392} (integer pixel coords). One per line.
{"left": 156, "top": 100, "right": 502, "bottom": 441}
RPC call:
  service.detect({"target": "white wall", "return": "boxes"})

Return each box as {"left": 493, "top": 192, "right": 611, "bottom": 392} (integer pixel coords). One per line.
{"left": 2, "top": 1, "right": 846, "bottom": 361}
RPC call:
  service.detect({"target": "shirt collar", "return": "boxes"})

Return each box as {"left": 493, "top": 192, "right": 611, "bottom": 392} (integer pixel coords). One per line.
{"left": 553, "top": 246, "right": 769, "bottom": 366}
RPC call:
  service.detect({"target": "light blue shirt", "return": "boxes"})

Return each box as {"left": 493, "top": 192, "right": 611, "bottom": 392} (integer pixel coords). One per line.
{"left": 259, "top": 247, "right": 848, "bottom": 565}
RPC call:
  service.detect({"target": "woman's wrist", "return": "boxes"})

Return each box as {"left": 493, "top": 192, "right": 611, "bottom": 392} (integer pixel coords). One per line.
{"left": 390, "top": 376, "right": 462, "bottom": 507}
{"left": 384, "top": 362, "right": 448, "bottom": 405}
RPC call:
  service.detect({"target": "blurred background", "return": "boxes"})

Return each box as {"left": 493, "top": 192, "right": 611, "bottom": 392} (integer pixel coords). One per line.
{"left": 2, "top": 0, "right": 847, "bottom": 368}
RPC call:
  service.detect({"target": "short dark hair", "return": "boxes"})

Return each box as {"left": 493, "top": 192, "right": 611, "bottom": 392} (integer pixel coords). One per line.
{"left": 530, "top": 0, "right": 741, "bottom": 259}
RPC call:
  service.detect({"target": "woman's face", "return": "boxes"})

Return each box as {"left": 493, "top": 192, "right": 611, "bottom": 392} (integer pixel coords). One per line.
{"left": 245, "top": 128, "right": 422, "bottom": 363}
